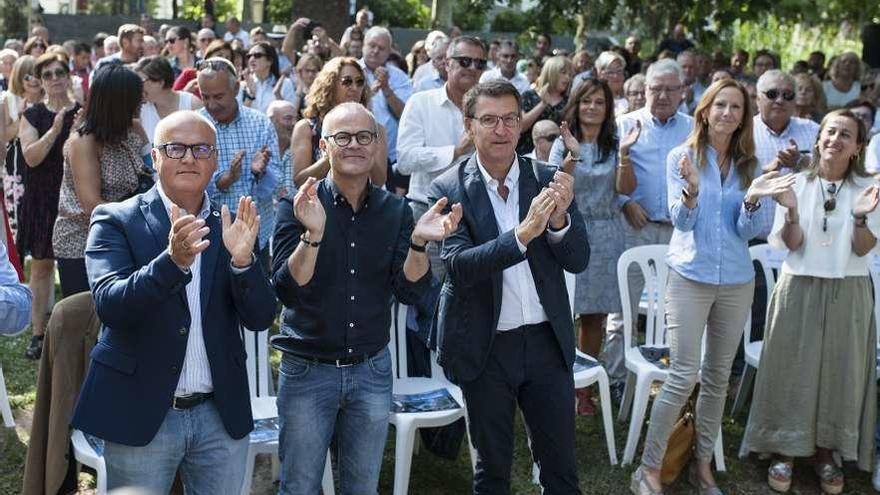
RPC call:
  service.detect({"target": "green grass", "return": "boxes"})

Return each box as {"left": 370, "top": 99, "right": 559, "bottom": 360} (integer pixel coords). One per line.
{"left": 1, "top": 329, "right": 876, "bottom": 494}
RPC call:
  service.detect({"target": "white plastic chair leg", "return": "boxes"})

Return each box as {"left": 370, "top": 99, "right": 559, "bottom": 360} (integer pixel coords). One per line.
{"left": 618, "top": 370, "right": 636, "bottom": 422}
{"left": 392, "top": 420, "right": 417, "bottom": 495}
{"left": 239, "top": 446, "right": 257, "bottom": 495}
{"left": 321, "top": 450, "right": 334, "bottom": 494}
{"left": 621, "top": 375, "right": 652, "bottom": 465}
{"left": 714, "top": 426, "right": 726, "bottom": 472}
{"left": 0, "top": 365, "right": 14, "bottom": 427}
{"left": 95, "top": 456, "right": 108, "bottom": 495}
{"left": 596, "top": 371, "right": 619, "bottom": 465}
{"left": 730, "top": 365, "right": 755, "bottom": 416}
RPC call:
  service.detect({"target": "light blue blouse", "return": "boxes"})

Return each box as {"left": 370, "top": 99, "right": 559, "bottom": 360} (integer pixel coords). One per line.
{"left": 665, "top": 144, "right": 763, "bottom": 285}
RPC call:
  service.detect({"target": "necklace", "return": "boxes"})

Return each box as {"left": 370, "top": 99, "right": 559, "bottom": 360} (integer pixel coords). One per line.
{"left": 818, "top": 178, "right": 842, "bottom": 246}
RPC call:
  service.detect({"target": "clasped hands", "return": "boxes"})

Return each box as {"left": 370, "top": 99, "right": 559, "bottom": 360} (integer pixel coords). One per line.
{"left": 516, "top": 170, "right": 574, "bottom": 246}
{"left": 168, "top": 196, "right": 260, "bottom": 270}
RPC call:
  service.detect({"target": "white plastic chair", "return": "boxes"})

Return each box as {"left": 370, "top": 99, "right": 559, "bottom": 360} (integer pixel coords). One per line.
{"left": 240, "top": 327, "right": 334, "bottom": 495}
{"left": 387, "top": 300, "right": 473, "bottom": 495}
{"left": 70, "top": 429, "right": 108, "bottom": 495}
{"left": 731, "top": 244, "right": 784, "bottom": 416}
{"left": 0, "top": 363, "right": 14, "bottom": 428}
{"left": 616, "top": 245, "right": 725, "bottom": 468}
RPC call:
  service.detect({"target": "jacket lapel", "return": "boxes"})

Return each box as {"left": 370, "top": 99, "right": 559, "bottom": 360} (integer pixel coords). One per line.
{"left": 519, "top": 156, "right": 539, "bottom": 222}
{"left": 199, "top": 205, "right": 222, "bottom": 316}
{"left": 139, "top": 188, "right": 187, "bottom": 308}
{"left": 462, "top": 155, "right": 499, "bottom": 244}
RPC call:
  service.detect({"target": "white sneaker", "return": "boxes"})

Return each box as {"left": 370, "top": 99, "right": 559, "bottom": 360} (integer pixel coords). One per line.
{"left": 873, "top": 458, "right": 880, "bottom": 492}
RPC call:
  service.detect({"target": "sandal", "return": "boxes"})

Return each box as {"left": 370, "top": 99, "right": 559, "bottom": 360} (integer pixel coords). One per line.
{"left": 767, "top": 459, "right": 793, "bottom": 493}
{"left": 814, "top": 461, "right": 844, "bottom": 494}
{"left": 24, "top": 335, "right": 44, "bottom": 360}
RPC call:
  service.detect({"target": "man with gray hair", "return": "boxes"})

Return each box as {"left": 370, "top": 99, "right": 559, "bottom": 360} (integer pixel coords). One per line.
{"left": 677, "top": 49, "right": 705, "bottom": 114}
{"left": 604, "top": 58, "right": 693, "bottom": 397}
{"left": 412, "top": 30, "right": 450, "bottom": 86}
{"left": 413, "top": 35, "right": 450, "bottom": 93}
{"left": 361, "top": 27, "right": 412, "bottom": 171}
{"left": 271, "top": 101, "right": 461, "bottom": 494}
{"left": 480, "top": 39, "right": 530, "bottom": 94}
{"left": 196, "top": 28, "right": 216, "bottom": 58}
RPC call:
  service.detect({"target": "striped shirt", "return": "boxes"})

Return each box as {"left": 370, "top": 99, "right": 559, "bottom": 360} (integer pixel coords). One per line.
{"left": 200, "top": 103, "right": 280, "bottom": 248}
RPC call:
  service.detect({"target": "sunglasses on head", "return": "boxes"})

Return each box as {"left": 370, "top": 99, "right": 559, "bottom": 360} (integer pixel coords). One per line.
{"left": 339, "top": 76, "right": 365, "bottom": 88}
{"left": 763, "top": 88, "right": 795, "bottom": 101}
{"left": 452, "top": 56, "right": 487, "bottom": 71}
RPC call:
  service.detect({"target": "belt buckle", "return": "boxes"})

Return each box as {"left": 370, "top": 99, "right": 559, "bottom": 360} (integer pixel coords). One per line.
{"left": 335, "top": 358, "right": 355, "bottom": 368}
{"left": 172, "top": 396, "right": 184, "bottom": 410}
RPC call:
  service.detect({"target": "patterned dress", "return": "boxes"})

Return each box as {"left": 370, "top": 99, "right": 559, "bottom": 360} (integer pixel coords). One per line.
{"left": 16, "top": 102, "right": 80, "bottom": 259}
{"left": 548, "top": 139, "right": 625, "bottom": 314}
{"left": 518, "top": 89, "right": 567, "bottom": 156}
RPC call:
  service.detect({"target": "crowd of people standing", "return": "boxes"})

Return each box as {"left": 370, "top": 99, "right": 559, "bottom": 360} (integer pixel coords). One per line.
{"left": 1, "top": 11, "right": 879, "bottom": 495}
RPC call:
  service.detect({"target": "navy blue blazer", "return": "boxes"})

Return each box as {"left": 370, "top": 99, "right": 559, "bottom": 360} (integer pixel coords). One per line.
{"left": 427, "top": 155, "right": 589, "bottom": 383}
{"left": 71, "top": 187, "right": 277, "bottom": 446}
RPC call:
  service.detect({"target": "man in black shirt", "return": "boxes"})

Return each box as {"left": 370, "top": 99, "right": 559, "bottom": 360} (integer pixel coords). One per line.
{"left": 270, "top": 101, "right": 462, "bottom": 494}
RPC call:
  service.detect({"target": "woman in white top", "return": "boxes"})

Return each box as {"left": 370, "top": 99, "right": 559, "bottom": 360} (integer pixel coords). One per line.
{"left": 135, "top": 56, "right": 203, "bottom": 145}
{"left": 741, "top": 109, "right": 877, "bottom": 495}
{"left": 241, "top": 42, "right": 297, "bottom": 114}
{"left": 822, "top": 52, "right": 861, "bottom": 109}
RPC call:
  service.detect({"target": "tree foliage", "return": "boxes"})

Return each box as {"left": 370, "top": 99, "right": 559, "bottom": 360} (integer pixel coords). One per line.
{"left": 179, "top": 0, "right": 238, "bottom": 21}
{"left": 357, "top": 0, "right": 431, "bottom": 29}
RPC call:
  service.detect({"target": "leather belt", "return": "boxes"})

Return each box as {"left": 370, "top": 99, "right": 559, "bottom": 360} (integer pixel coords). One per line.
{"left": 171, "top": 392, "right": 213, "bottom": 410}
{"left": 287, "top": 348, "right": 381, "bottom": 368}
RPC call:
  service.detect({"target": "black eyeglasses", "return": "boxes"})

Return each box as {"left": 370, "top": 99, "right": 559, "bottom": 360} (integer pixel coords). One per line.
{"left": 40, "top": 68, "right": 67, "bottom": 80}
{"left": 452, "top": 56, "right": 488, "bottom": 71}
{"left": 323, "top": 130, "right": 377, "bottom": 147}
{"left": 246, "top": 52, "right": 267, "bottom": 60}
{"left": 471, "top": 113, "right": 521, "bottom": 129}
{"left": 156, "top": 143, "right": 216, "bottom": 160}
{"left": 339, "top": 76, "right": 365, "bottom": 88}
{"left": 165, "top": 37, "right": 179, "bottom": 44}
{"left": 763, "top": 89, "right": 795, "bottom": 102}
{"left": 823, "top": 182, "right": 838, "bottom": 212}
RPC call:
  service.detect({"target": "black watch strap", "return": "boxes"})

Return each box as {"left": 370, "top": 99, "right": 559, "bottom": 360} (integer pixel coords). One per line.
{"left": 409, "top": 240, "right": 427, "bottom": 252}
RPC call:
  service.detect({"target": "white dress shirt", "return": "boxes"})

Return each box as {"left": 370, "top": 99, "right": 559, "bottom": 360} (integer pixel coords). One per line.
{"left": 752, "top": 115, "right": 820, "bottom": 237}
{"left": 475, "top": 155, "right": 569, "bottom": 331}
{"left": 480, "top": 68, "right": 530, "bottom": 94}
{"left": 223, "top": 30, "right": 250, "bottom": 49}
{"left": 396, "top": 84, "right": 465, "bottom": 204}
{"left": 866, "top": 133, "right": 880, "bottom": 174}
{"left": 156, "top": 183, "right": 214, "bottom": 395}
{"left": 360, "top": 60, "right": 412, "bottom": 163}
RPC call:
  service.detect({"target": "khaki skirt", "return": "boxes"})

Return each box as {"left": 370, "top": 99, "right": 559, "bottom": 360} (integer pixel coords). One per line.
{"left": 741, "top": 272, "right": 877, "bottom": 471}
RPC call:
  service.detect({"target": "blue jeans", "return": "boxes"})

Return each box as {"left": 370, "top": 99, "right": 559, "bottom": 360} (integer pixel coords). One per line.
{"left": 276, "top": 348, "right": 392, "bottom": 495}
{"left": 104, "top": 399, "right": 249, "bottom": 494}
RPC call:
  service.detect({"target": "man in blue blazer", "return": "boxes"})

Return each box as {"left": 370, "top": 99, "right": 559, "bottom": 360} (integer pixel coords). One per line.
{"left": 71, "top": 111, "right": 276, "bottom": 494}
{"left": 429, "top": 81, "right": 589, "bottom": 494}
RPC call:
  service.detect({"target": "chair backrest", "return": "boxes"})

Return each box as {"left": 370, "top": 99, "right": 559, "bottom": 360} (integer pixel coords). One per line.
{"left": 241, "top": 326, "right": 271, "bottom": 398}
{"left": 617, "top": 244, "right": 669, "bottom": 350}
{"left": 743, "top": 244, "right": 785, "bottom": 347}
{"left": 388, "top": 300, "right": 409, "bottom": 379}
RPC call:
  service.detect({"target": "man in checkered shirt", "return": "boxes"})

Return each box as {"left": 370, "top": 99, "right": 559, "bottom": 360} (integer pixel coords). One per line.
{"left": 197, "top": 58, "right": 281, "bottom": 268}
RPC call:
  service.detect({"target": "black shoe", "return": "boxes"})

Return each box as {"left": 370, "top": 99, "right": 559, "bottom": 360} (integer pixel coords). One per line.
{"left": 24, "top": 335, "right": 44, "bottom": 360}
{"left": 609, "top": 381, "right": 625, "bottom": 406}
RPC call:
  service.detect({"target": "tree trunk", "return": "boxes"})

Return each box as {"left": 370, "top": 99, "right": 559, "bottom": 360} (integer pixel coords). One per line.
{"left": 204, "top": 0, "right": 214, "bottom": 17}
{"left": 432, "top": 0, "right": 453, "bottom": 29}
{"left": 171, "top": 0, "right": 177, "bottom": 19}
{"left": 574, "top": 12, "right": 587, "bottom": 51}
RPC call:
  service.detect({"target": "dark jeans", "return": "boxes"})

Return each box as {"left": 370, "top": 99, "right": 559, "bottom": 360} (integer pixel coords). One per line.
{"left": 461, "top": 323, "right": 581, "bottom": 495}
{"left": 57, "top": 258, "right": 90, "bottom": 298}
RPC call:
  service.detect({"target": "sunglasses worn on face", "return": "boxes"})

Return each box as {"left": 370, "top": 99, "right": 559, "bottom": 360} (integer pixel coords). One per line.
{"left": 40, "top": 68, "right": 67, "bottom": 80}
{"left": 165, "top": 37, "right": 179, "bottom": 44}
{"left": 23, "top": 74, "right": 36, "bottom": 82}
{"left": 452, "top": 56, "right": 488, "bottom": 71}
{"left": 247, "top": 52, "right": 267, "bottom": 60}
{"left": 763, "top": 89, "right": 795, "bottom": 101}
{"left": 156, "top": 143, "right": 216, "bottom": 160}
{"left": 339, "top": 76, "right": 365, "bottom": 88}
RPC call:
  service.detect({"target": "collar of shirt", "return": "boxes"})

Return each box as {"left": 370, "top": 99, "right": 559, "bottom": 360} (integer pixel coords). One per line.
{"left": 640, "top": 106, "right": 682, "bottom": 128}
{"left": 156, "top": 180, "right": 212, "bottom": 221}
{"left": 437, "top": 83, "right": 459, "bottom": 108}
{"left": 754, "top": 114, "right": 794, "bottom": 138}
{"left": 202, "top": 102, "right": 242, "bottom": 128}
{"left": 327, "top": 175, "right": 374, "bottom": 211}
{"left": 475, "top": 154, "right": 520, "bottom": 200}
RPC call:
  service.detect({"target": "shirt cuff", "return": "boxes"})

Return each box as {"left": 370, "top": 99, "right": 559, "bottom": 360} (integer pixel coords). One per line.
{"left": 546, "top": 214, "right": 571, "bottom": 244}
{"left": 230, "top": 253, "right": 256, "bottom": 273}
{"left": 514, "top": 230, "right": 527, "bottom": 254}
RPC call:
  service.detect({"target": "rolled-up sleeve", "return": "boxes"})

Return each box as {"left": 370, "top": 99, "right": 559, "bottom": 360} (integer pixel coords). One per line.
{"left": 0, "top": 241, "right": 30, "bottom": 335}
{"left": 396, "top": 96, "right": 456, "bottom": 176}
{"left": 667, "top": 148, "right": 699, "bottom": 231}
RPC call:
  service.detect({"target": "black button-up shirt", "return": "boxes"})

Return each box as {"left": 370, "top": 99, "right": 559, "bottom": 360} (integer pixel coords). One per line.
{"left": 271, "top": 179, "right": 431, "bottom": 360}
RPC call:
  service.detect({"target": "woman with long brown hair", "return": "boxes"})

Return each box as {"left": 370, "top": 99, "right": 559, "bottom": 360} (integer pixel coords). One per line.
{"left": 291, "top": 56, "right": 386, "bottom": 186}
{"left": 631, "top": 79, "right": 795, "bottom": 495}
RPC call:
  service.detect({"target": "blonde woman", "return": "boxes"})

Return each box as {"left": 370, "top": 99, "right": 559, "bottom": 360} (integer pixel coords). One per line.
{"left": 594, "top": 50, "right": 629, "bottom": 114}
{"left": 794, "top": 72, "right": 827, "bottom": 122}
{"left": 519, "top": 55, "right": 573, "bottom": 155}
{"left": 823, "top": 52, "right": 862, "bottom": 109}
{"left": 624, "top": 74, "right": 647, "bottom": 113}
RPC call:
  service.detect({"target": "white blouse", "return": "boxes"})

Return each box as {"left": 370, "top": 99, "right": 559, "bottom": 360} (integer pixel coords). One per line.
{"left": 140, "top": 91, "right": 195, "bottom": 144}
{"left": 769, "top": 172, "right": 880, "bottom": 278}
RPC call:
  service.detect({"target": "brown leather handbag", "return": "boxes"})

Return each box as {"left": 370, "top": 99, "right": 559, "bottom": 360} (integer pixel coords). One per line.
{"left": 660, "top": 384, "right": 699, "bottom": 484}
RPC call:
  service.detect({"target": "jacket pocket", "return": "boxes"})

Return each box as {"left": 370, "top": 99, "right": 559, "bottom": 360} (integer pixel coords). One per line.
{"left": 90, "top": 340, "right": 137, "bottom": 375}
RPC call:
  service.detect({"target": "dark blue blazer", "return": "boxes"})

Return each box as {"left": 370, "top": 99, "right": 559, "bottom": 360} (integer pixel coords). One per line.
{"left": 71, "top": 187, "right": 277, "bottom": 446}
{"left": 427, "top": 155, "right": 589, "bottom": 383}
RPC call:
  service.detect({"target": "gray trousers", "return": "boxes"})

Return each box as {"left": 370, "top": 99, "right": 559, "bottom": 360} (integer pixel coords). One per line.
{"left": 640, "top": 270, "right": 754, "bottom": 468}
{"left": 602, "top": 221, "right": 674, "bottom": 384}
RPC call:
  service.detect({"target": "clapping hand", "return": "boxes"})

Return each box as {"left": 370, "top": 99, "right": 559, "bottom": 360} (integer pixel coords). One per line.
{"left": 764, "top": 139, "right": 801, "bottom": 172}
{"left": 293, "top": 177, "right": 326, "bottom": 237}
{"left": 168, "top": 204, "right": 211, "bottom": 269}
{"left": 853, "top": 185, "right": 880, "bottom": 217}
{"left": 372, "top": 67, "right": 389, "bottom": 93}
{"left": 251, "top": 146, "right": 270, "bottom": 176}
{"left": 548, "top": 170, "right": 574, "bottom": 228}
{"left": 559, "top": 121, "right": 579, "bottom": 174}
{"left": 678, "top": 153, "right": 700, "bottom": 194}
{"left": 516, "top": 189, "right": 556, "bottom": 245}
{"left": 620, "top": 121, "right": 642, "bottom": 151}
{"left": 412, "top": 197, "right": 463, "bottom": 244}
{"left": 746, "top": 171, "right": 797, "bottom": 202}
{"left": 222, "top": 196, "right": 260, "bottom": 268}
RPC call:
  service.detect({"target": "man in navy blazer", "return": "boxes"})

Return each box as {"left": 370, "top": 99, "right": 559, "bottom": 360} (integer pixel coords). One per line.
{"left": 71, "top": 111, "right": 276, "bottom": 494}
{"left": 429, "top": 81, "right": 589, "bottom": 494}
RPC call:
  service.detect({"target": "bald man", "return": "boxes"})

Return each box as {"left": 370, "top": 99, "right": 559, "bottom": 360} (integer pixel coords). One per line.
{"left": 71, "top": 111, "right": 276, "bottom": 494}
{"left": 528, "top": 120, "right": 561, "bottom": 162}
{"left": 267, "top": 100, "right": 297, "bottom": 198}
